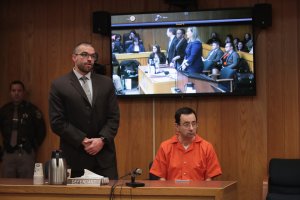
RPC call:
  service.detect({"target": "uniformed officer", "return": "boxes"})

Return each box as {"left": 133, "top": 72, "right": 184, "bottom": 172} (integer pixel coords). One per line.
{"left": 0, "top": 80, "right": 46, "bottom": 178}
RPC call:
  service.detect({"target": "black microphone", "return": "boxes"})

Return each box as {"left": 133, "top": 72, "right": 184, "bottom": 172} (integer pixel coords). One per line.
{"left": 131, "top": 168, "right": 142, "bottom": 176}
{"left": 125, "top": 168, "right": 145, "bottom": 187}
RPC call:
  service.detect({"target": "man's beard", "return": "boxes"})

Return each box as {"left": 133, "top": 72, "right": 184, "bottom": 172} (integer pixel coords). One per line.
{"left": 78, "top": 62, "right": 93, "bottom": 73}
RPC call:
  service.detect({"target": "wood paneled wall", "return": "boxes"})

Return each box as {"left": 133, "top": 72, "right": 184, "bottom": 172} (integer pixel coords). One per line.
{"left": 0, "top": 1, "right": 300, "bottom": 200}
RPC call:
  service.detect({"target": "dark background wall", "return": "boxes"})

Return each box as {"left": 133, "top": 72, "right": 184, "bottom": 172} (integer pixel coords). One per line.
{"left": 0, "top": 1, "right": 300, "bottom": 200}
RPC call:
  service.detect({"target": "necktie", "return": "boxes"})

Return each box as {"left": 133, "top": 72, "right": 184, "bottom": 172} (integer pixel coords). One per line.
{"left": 222, "top": 53, "right": 229, "bottom": 61}
{"left": 222, "top": 53, "right": 229, "bottom": 66}
{"left": 80, "top": 76, "right": 92, "bottom": 104}
{"left": 10, "top": 105, "right": 18, "bottom": 147}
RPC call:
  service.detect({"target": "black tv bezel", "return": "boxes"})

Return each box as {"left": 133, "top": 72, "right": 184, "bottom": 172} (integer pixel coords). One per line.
{"left": 109, "top": 6, "right": 256, "bottom": 98}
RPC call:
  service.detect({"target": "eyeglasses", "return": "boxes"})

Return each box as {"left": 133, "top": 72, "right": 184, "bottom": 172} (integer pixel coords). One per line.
{"left": 180, "top": 122, "right": 198, "bottom": 129}
{"left": 75, "top": 52, "right": 97, "bottom": 60}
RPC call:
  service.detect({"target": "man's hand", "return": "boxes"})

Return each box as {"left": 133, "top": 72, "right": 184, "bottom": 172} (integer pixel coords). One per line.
{"left": 82, "top": 138, "right": 104, "bottom": 155}
{"left": 82, "top": 137, "right": 91, "bottom": 147}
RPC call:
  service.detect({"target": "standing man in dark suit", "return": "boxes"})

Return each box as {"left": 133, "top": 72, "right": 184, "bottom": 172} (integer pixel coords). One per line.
{"left": 170, "top": 28, "right": 188, "bottom": 70}
{"left": 166, "top": 28, "right": 179, "bottom": 65}
{"left": 49, "top": 42, "right": 120, "bottom": 179}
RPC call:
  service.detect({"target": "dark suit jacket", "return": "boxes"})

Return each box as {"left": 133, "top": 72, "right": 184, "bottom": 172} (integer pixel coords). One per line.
{"left": 49, "top": 71, "right": 120, "bottom": 179}
{"left": 207, "top": 48, "right": 224, "bottom": 63}
{"left": 203, "top": 48, "right": 224, "bottom": 70}
{"left": 223, "top": 51, "right": 240, "bottom": 69}
{"left": 167, "top": 37, "right": 179, "bottom": 63}
{"left": 174, "top": 38, "right": 188, "bottom": 68}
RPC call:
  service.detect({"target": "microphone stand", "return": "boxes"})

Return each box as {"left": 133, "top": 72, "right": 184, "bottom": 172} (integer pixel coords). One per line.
{"left": 126, "top": 175, "right": 145, "bottom": 187}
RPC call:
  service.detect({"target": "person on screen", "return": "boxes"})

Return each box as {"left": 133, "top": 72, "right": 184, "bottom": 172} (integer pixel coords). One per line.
{"left": 202, "top": 41, "right": 224, "bottom": 71}
{"left": 243, "top": 33, "right": 253, "bottom": 52}
{"left": 49, "top": 42, "right": 120, "bottom": 179}
{"left": 113, "top": 33, "right": 122, "bottom": 43}
{"left": 180, "top": 27, "right": 204, "bottom": 73}
{"left": 126, "top": 37, "right": 145, "bottom": 53}
{"left": 223, "top": 34, "right": 233, "bottom": 47}
{"left": 148, "top": 44, "right": 166, "bottom": 65}
{"left": 233, "top": 37, "right": 240, "bottom": 51}
{"left": 249, "top": 46, "right": 253, "bottom": 54}
{"left": 218, "top": 42, "right": 240, "bottom": 70}
{"left": 111, "top": 34, "right": 123, "bottom": 53}
{"left": 0, "top": 80, "right": 46, "bottom": 178}
{"left": 112, "top": 41, "right": 123, "bottom": 54}
{"left": 166, "top": 27, "right": 179, "bottom": 65}
{"left": 150, "top": 107, "right": 222, "bottom": 181}
{"left": 237, "top": 41, "right": 248, "bottom": 52}
{"left": 123, "top": 30, "right": 142, "bottom": 51}
{"left": 170, "top": 28, "right": 188, "bottom": 69}
{"left": 111, "top": 53, "right": 125, "bottom": 95}
{"left": 206, "top": 32, "right": 222, "bottom": 46}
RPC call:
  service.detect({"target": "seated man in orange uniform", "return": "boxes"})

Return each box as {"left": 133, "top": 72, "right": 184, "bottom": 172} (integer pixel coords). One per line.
{"left": 150, "top": 107, "right": 222, "bottom": 181}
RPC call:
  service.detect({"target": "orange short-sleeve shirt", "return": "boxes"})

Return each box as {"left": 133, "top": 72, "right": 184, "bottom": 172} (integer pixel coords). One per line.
{"left": 150, "top": 135, "right": 222, "bottom": 181}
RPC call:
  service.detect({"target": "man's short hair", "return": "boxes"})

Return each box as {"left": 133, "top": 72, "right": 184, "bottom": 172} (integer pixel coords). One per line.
{"left": 212, "top": 41, "right": 220, "bottom": 46}
{"left": 73, "top": 42, "right": 93, "bottom": 54}
{"left": 178, "top": 28, "right": 186, "bottom": 35}
{"left": 168, "top": 28, "right": 177, "bottom": 35}
{"left": 225, "top": 42, "right": 233, "bottom": 48}
{"left": 10, "top": 80, "right": 25, "bottom": 90}
{"left": 175, "top": 107, "right": 197, "bottom": 124}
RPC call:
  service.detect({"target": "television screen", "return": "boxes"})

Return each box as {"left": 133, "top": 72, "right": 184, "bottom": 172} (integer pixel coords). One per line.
{"left": 110, "top": 7, "right": 256, "bottom": 97}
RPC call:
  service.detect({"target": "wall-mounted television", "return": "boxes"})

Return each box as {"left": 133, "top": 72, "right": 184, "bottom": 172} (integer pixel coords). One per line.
{"left": 109, "top": 7, "right": 256, "bottom": 97}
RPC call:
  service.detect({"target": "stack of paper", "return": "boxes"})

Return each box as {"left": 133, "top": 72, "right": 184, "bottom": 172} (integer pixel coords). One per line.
{"left": 67, "top": 169, "right": 109, "bottom": 186}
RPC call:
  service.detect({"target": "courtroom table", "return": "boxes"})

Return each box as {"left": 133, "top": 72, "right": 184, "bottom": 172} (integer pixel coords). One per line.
{"left": 0, "top": 178, "right": 237, "bottom": 200}
{"left": 115, "top": 51, "right": 162, "bottom": 66}
{"left": 138, "top": 65, "right": 177, "bottom": 94}
{"left": 177, "top": 70, "right": 221, "bottom": 93}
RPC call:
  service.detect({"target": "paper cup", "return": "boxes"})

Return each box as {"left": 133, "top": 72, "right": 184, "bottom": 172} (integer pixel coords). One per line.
{"left": 33, "top": 163, "right": 44, "bottom": 185}
{"left": 34, "top": 163, "right": 44, "bottom": 176}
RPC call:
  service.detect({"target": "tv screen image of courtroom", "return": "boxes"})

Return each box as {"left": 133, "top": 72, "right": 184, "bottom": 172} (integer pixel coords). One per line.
{"left": 109, "top": 8, "right": 255, "bottom": 96}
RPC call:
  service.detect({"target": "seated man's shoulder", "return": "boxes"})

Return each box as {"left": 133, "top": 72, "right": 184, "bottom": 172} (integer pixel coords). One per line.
{"left": 160, "top": 136, "right": 178, "bottom": 149}
{"left": 197, "top": 136, "right": 214, "bottom": 149}
{"left": 201, "top": 143, "right": 218, "bottom": 156}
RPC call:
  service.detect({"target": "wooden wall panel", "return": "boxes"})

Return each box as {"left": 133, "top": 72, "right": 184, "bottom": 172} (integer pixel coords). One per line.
{"left": 0, "top": 1, "right": 10, "bottom": 105}
{"left": 219, "top": 98, "right": 239, "bottom": 181}
{"left": 282, "top": 2, "right": 300, "bottom": 158}
{"left": 30, "top": 0, "right": 52, "bottom": 162}
{"left": 115, "top": 98, "right": 153, "bottom": 179}
{"left": 1, "top": 1, "right": 300, "bottom": 200}
{"left": 298, "top": 0, "right": 300, "bottom": 158}
{"left": 266, "top": 0, "right": 300, "bottom": 160}
{"left": 281, "top": 0, "right": 299, "bottom": 158}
